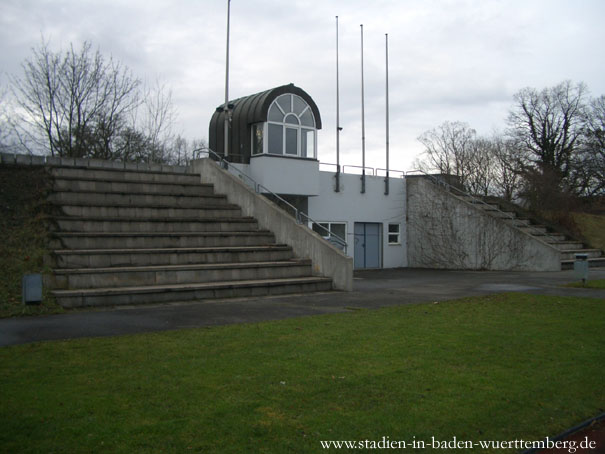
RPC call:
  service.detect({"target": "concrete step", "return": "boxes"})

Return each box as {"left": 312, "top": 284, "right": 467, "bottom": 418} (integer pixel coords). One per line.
{"left": 503, "top": 218, "right": 530, "bottom": 227}
{"left": 485, "top": 210, "right": 516, "bottom": 219}
{"left": 58, "top": 204, "right": 242, "bottom": 219}
{"left": 561, "top": 257, "right": 605, "bottom": 270}
{"left": 52, "top": 276, "right": 334, "bottom": 308}
{"left": 560, "top": 249, "right": 603, "bottom": 261}
{"left": 49, "top": 190, "right": 229, "bottom": 208}
{"left": 50, "top": 166, "right": 201, "bottom": 185}
{"left": 53, "top": 177, "right": 215, "bottom": 196}
{"left": 541, "top": 234, "right": 567, "bottom": 243}
{"left": 459, "top": 197, "right": 500, "bottom": 210}
{"left": 519, "top": 225, "right": 549, "bottom": 235}
{"left": 53, "top": 245, "right": 294, "bottom": 268}
{"left": 52, "top": 216, "right": 259, "bottom": 233}
{"left": 50, "top": 231, "right": 276, "bottom": 250}
{"left": 548, "top": 241, "right": 585, "bottom": 251}
{"left": 52, "top": 260, "right": 313, "bottom": 289}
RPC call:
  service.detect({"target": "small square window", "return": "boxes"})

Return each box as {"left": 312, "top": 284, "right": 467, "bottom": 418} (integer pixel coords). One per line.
{"left": 388, "top": 223, "right": 400, "bottom": 245}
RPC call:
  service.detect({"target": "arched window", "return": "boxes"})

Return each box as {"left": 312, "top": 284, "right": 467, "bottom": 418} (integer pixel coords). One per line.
{"left": 252, "top": 94, "right": 317, "bottom": 158}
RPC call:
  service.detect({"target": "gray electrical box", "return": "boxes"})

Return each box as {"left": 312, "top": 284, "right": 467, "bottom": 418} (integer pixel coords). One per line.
{"left": 573, "top": 254, "right": 589, "bottom": 284}
{"left": 22, "top": 274, "right": 42, "bottom": 305}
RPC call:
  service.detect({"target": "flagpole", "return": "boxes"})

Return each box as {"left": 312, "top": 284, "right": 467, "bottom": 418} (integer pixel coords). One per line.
{"left": 223, "top": 0, "right": 231, "bottom": 158}
{"left": 385, "top": 33, "right": 390, "bottom": 195}
{"left": 360, "top": 24, "right": 366, "bottom": 194}
{"left": 335, "top": 16, "right": 341, "bottom": 192}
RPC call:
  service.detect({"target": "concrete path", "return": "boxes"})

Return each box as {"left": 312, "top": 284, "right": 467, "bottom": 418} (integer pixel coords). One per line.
{"left": 1, "top": 267, "right": 604, "bottom": 347}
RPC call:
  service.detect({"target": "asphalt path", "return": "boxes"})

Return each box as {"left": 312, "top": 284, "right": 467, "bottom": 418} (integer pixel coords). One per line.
{"left": 1, "top": 267, "right": 604, "bottom": 347}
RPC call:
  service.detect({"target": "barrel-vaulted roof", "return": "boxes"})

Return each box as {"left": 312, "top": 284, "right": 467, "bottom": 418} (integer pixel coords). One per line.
{"left": 209, "top": 84, "right": 322, "bottom": 163}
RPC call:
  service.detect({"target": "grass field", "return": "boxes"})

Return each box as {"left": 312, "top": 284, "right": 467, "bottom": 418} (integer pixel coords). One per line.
{"left": 1, "top": 293, "right": 604, "bottom": 453}
{"left": 565, "top": 279, "right": 605, "bottom": 289}
{"left": 572, "top": 212, "right": 605, "bottom": 252}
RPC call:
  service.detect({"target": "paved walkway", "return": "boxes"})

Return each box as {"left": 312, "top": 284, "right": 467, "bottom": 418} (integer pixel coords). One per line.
{"left": 1, "top": 267, "right": 604, "bottom": 347}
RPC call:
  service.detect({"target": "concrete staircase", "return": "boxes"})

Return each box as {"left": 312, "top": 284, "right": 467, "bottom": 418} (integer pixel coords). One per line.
{"left": 47, "top": 165, "right": 332, "bottom": 308}
{"left": 457, "top": 196, "right": 604, "bottom": 269}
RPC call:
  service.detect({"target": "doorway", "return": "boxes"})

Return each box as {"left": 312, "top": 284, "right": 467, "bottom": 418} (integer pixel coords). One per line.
{"left": 354, "top": 222, "right": 382, "bottom": 269}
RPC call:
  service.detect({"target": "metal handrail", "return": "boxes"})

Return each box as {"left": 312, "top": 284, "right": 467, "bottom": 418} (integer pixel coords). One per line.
{"left": 342, "top": 164, "right": 375, "bottom": 175}
{"left": 319, "top": 162, "right": 339, "bottom": 171}
{"left": 192, "top": 147, "right": 348, "bottom": 253}
{"left": 376, "top": 168, "right": 405, "bottom": 178}
{"left": 405, "top": 169, "right": 550, "bottom": 238}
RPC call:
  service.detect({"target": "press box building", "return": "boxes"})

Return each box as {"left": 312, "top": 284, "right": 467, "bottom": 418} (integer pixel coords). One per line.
{"left": 209, "top": 83, "right": 407, "bottom": 270}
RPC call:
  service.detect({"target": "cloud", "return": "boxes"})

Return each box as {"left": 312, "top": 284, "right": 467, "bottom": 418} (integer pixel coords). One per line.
{"left": 1, "top": 0, "right": 605, "bottom": 171}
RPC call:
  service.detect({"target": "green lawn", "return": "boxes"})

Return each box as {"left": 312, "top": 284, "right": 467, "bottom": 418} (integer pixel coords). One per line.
{"left": 565, "top": 279, "right": 605, "bottom": 289}
{"left": 572, "top": 212, "right": 605, "bottom": 252}
{"left": 1, "top": 293, "right": 604, "bottom": 453}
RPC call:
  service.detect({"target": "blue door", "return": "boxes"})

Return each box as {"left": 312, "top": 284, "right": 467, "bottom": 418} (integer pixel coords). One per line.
{"left": 354, "top": 223, "right": 381, "bottom": 269}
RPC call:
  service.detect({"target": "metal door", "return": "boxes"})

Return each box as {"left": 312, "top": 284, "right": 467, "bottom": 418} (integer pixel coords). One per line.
{"left": 354, "top": 222, "right": 381, "bottom": 269}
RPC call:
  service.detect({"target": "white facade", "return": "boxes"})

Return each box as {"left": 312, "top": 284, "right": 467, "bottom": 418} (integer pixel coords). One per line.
{"left": 248, "top": 154, "right": 319, "bottom": 196}
{"left": 227, "top": 160, "right": 407, "bottom": 269}
{"left": 307, "top": 171, "right": 407, "bottom": 269}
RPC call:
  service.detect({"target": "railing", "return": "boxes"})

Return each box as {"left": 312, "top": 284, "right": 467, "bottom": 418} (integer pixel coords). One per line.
{"left": 318, "top": 162, "right": 405, "bottom": 178}
{"left": 376, "top": 168, "right": 405, "bottom": 178}
{"left": 192, "top": 147, "right": 348, "bottom": 253}
{"left": 342, "top": 164, "right": 375, "bottom": 175}
{"left": 406, "top": 169, "right": 550, "bottom": 239}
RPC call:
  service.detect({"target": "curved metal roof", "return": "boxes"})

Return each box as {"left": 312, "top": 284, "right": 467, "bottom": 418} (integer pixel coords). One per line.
{"left": 211, "top": 83, "right": 322, "bottom": 129}
{"left": 209, "top": 84, "right": 322, "bottom": 163}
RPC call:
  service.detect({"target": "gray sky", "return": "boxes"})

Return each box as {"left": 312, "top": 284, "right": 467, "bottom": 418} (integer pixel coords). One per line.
{"left": 2, "top": 0, "right": 604, "bottom": 171}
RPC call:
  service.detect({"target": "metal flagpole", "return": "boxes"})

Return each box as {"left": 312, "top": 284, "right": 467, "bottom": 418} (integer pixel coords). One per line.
{"left": 335, "top": 15, "right": 341, "bottom": 192}
{"left": 223, "top": 0, "right": 231, "bottom": 158}
{"left": 385, "top": 33, "right": 390, "bottom": 195}
{"left": 360, "top": 24, "right": 366, "bottom": 194}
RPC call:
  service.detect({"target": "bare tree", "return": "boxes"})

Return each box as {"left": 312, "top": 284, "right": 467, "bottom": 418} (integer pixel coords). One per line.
{"left": 464, "top": 137, "right": 497, "bottom": 196}
{"left": 507, "top": 81, "right": 588, "bottom": 194}
{"left": 416, "top": 121, "right": 477, "bottom": 190}
{"left": 579, "top": 95, "right": 605, "bottom": 196}
{"left": 0, "top": 87, "right": 13, "bottom": 152}
{"left": 489, "top": 136, "right": 524, "bottom": 202}
{"left": 8, "top": 39, "right": 182, "bottom": 163}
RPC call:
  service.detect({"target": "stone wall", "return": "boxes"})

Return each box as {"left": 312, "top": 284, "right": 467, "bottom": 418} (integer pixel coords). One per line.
{"left": 406, "top": 177, "right": 561, "bottom": 271}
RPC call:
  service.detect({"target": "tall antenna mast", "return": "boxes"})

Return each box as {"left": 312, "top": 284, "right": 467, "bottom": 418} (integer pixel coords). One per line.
{"left": 335, "top": 16, "right": 341, "bottom": 192}
{"left": 223, "top": 0, "right": 231, "bottom": 158}
{"left": 385, "top": 33, "right": 390, "bottom": 195}
{"left": 360, "top": 24, "right": 366, "bottom": 194}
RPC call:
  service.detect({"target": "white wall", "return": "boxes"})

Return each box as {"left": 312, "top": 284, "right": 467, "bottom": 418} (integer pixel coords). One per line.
{"left": 308, "top": 171, "right": 407, "bottom": 268}
{"left": 249, "top": 155, "right": 319, "bottom": 196}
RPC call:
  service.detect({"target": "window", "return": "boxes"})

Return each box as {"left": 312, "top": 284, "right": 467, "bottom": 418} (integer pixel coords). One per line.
{"left": 267, "top": 124, "right": 283, "bottom": 155}
{"left": 252, "top": 123, "right": 264, "bottom": 155}
{"left": 254, "top": 94, "right": 317, "bottom": 158}
{"left": 312, "top": 222, "right": 346, "bottom": 250}
{"left": 388, "top": 223, "right": 401, "bottom": 245}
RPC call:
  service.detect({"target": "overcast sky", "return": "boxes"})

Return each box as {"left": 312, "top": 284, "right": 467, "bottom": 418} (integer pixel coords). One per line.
{"left": 2, "top": 0, "right": 604, "bottom": 171}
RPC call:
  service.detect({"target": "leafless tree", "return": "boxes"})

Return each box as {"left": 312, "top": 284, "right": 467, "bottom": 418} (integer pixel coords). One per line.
{"left": 464, "top": 137, "right": 497, "bottom": 196}
{"left": 10, "top": 40, "right": 141, "bottom": 158}
{"left": 8, "top": 39, "right": 181, "bottom": 164}
{"left": 579, "top": 95, "right": 605, "bottom": 196}
{"left": 489, "top": 136, "right": 524, "bottom": 202}
{"left": 507, "top": 81, "right": 588, "bottom": 194}
{"left": 136, "top": 79, "right": 177, "bottom": 162}
{"left": 416, "top": 121, "right": 477, "bottom": 189}
{"left": 0, "top": 87, "right": 13, "bottom": 152}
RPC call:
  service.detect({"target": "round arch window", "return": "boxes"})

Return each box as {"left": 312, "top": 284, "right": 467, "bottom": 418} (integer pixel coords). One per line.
{"left": 256, "top": 94, "right": 316, "bottom": 158}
